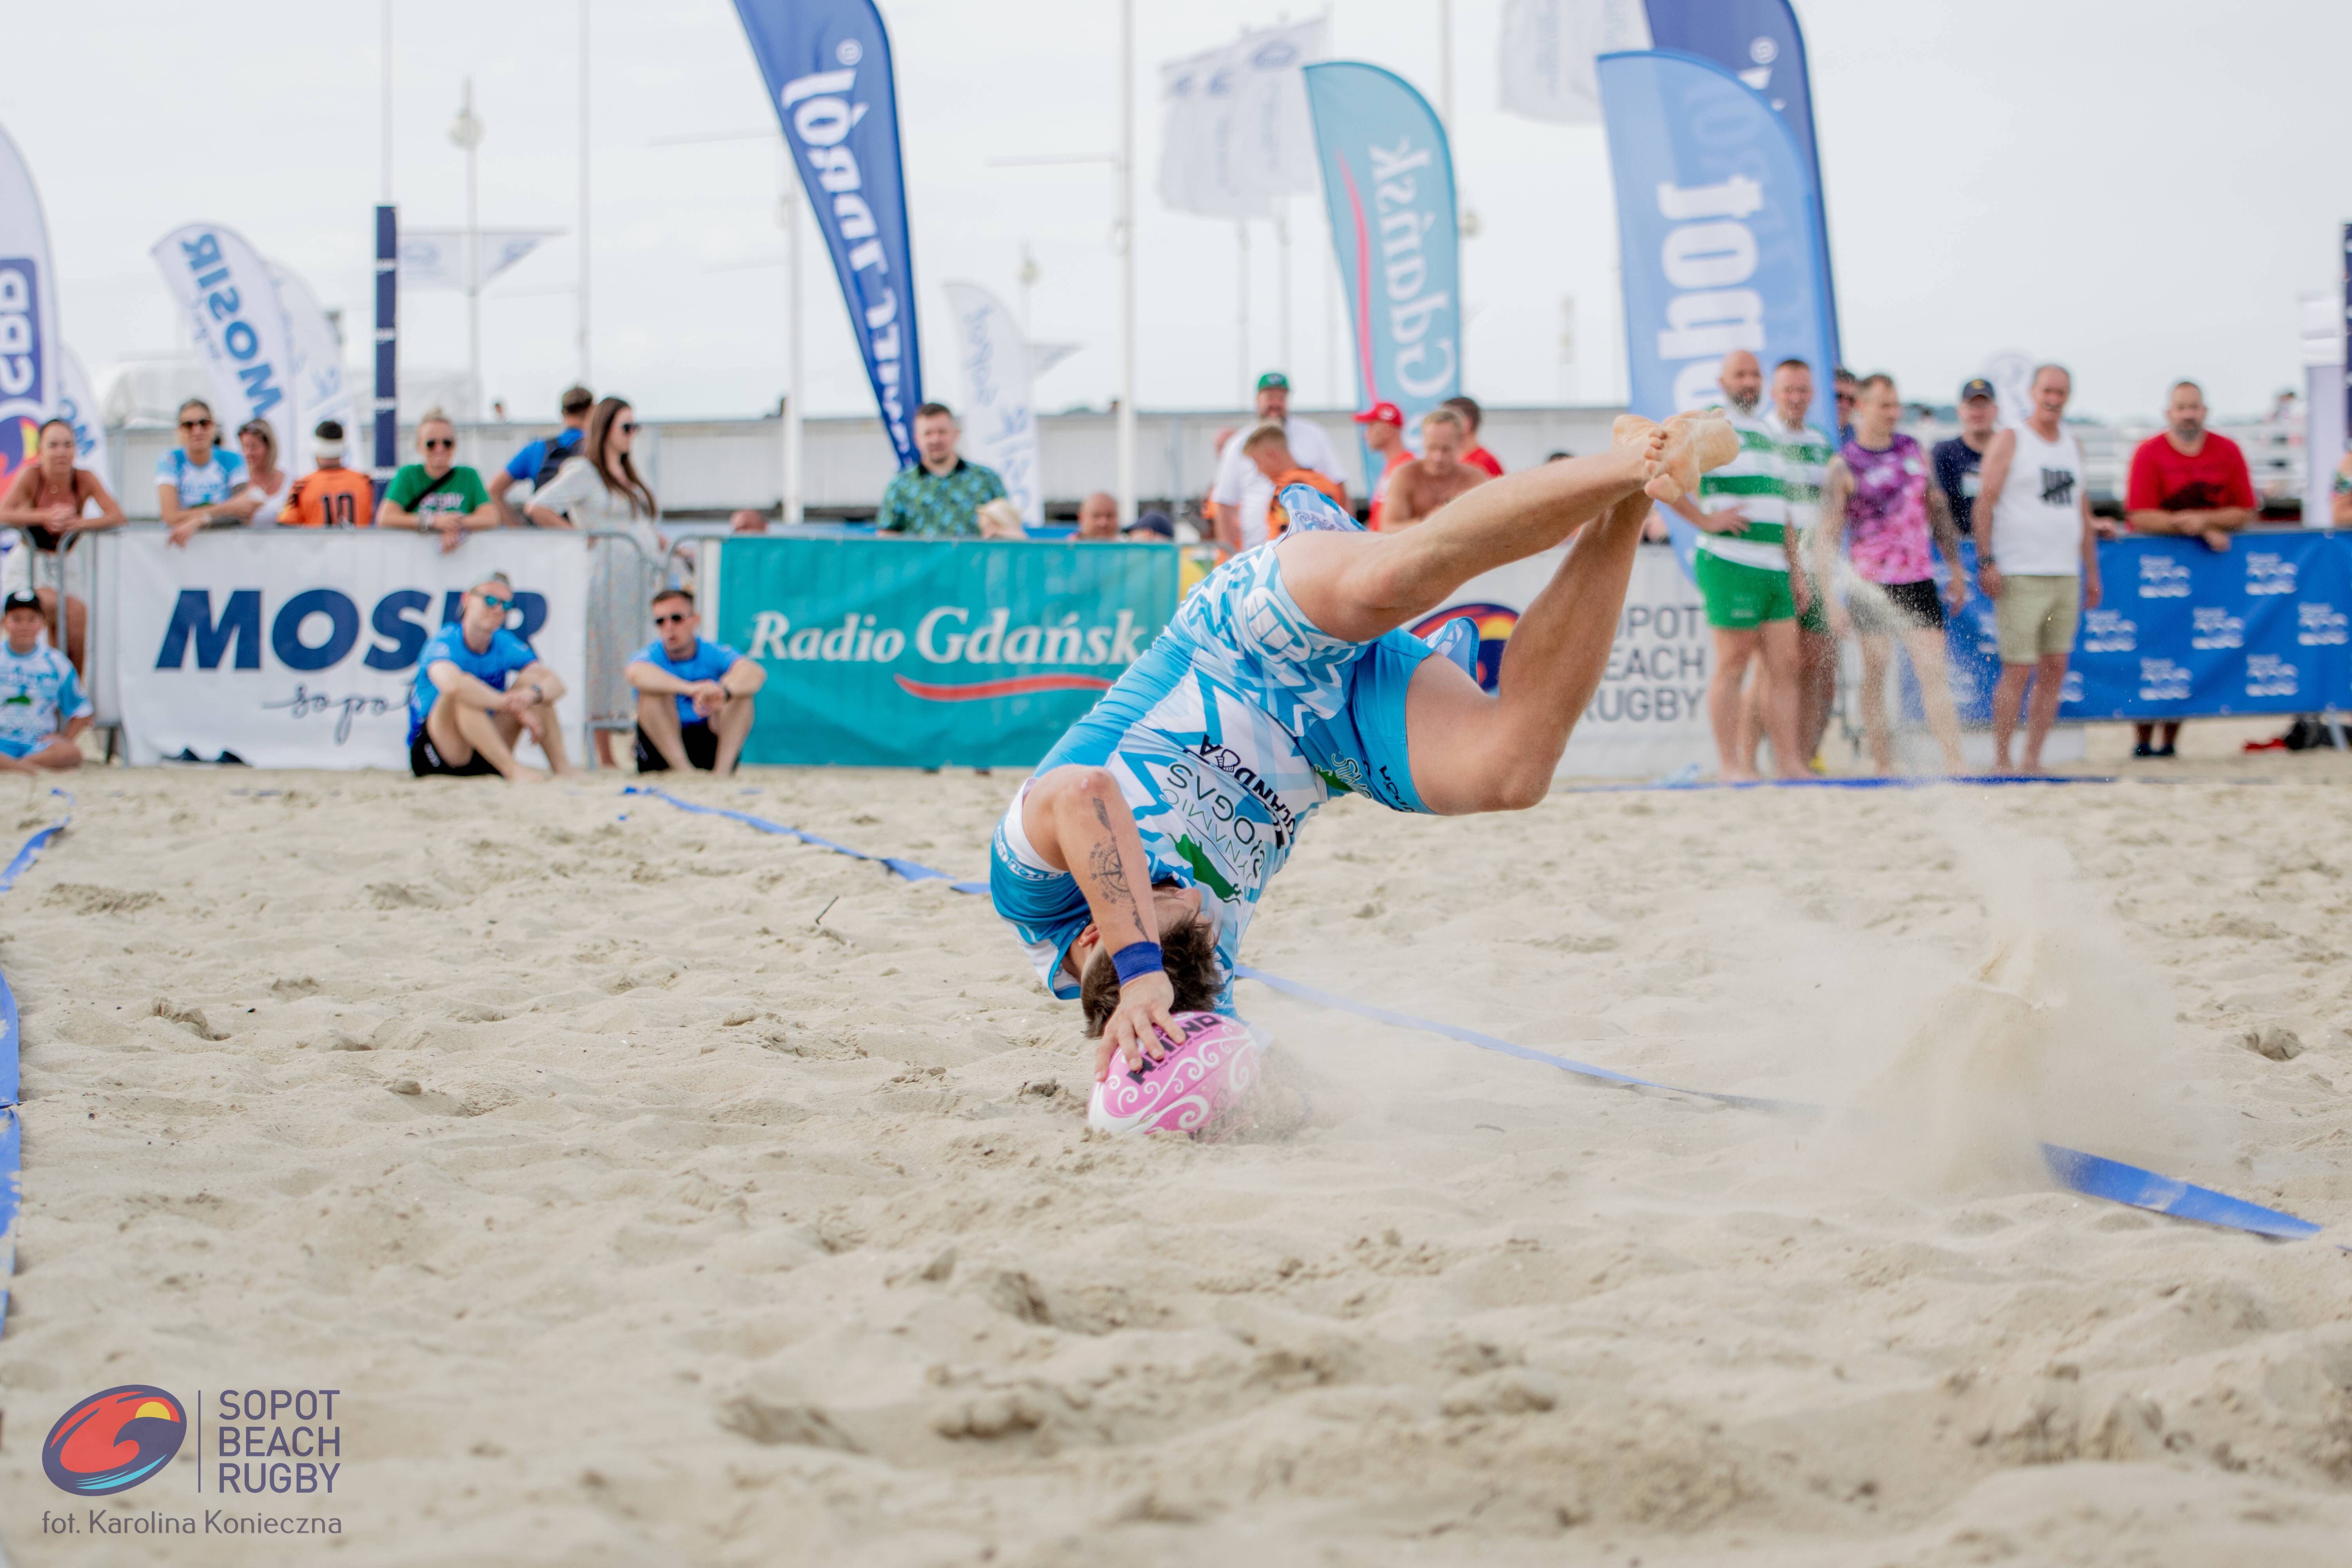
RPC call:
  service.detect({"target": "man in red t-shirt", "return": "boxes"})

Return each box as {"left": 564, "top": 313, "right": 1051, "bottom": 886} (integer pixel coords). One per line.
{"left": 1444, "top": 395, "right": 1505, "bottom": 477}
{"left": 2123, "top": 378, "right": 2258, "bottom": 757}
{"left": 1355, "top": 401, "right": 1409, "bottom": 529}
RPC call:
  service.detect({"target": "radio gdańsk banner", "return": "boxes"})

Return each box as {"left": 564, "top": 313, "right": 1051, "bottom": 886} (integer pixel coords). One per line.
{"left": 0, "top": 121, "right": 59, "bottom": 491}
{"left": 268, "top": 260, "right": 360, "bottom": 478}
{"left": 716, "top": 537, "right": 1176, "bottom": 768}
{"left": 733, "top": 0, "right": 924, "bottom": 469}
{"left": 1305, "top": 63, "right": 1461, "bottom": 445}
{"left": 150, "top": 223, "right": 301, "bottom": 457}
{"left": 98, "top": 531, "right": 588, "bottom": 770}
{"left": 941, "top": 281, "right": 1040, "bottom": 528}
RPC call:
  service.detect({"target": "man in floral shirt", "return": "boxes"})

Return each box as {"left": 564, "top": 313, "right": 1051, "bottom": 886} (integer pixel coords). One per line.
{"left": 877, "top": 403, "right": 1009, "bottom": 539}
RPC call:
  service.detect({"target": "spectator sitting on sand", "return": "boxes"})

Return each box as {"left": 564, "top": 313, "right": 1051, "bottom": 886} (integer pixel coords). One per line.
{"left": 0, "top": 589, "right": 91, "bottom": 772}
{"left": 626, "top": 587, "right": 764, "bottom": 776}
{"left": 408, "top": 573, "right": 572, "bottom": 782}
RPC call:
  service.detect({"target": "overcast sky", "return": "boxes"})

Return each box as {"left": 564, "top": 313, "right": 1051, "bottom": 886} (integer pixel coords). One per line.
{"left": 15, "top": 0, "right": 2350, "bottom": 425}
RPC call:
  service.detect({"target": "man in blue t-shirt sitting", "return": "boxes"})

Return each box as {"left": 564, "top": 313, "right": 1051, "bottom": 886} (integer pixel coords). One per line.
{"left": 0, "top": 590, "right": 92, "bottom": 772}
{"left": 408, "top": 572, "right": 573, "bottom": 781}
{"left": 626, "top": 587, "right": 764, "bottom": 776}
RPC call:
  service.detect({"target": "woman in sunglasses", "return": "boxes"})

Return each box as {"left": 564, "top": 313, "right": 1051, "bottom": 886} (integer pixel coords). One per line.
{"left": 0, "top": 417, "right": 126, "bottom": 671}
{"left": 155, "top": 398, "right": 257, "bottom": 538}
{"left": 380, "top": 411, "right": 497, "bottom": 554}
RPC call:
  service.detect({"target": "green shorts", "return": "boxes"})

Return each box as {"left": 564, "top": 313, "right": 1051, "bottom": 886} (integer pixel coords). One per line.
{"left": 1694, "top": 550, "right": 1796, "bottom": 630}
{"left": 1994, "top": 573, "right": 2080, "bottom": 664}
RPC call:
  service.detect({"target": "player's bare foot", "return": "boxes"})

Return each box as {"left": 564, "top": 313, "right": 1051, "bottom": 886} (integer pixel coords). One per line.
{"left": 1644, "top": 412, "right": 1740, "bottom": 505}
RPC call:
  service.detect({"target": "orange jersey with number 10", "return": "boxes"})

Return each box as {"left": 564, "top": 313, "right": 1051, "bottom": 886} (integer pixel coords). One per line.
{"left": 280, "top": 467, "right": 376, "bottom": 528}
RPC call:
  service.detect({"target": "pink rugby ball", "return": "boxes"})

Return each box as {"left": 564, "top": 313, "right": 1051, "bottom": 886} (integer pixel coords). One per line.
{"left": 1088, "top": 1012, "right": 1263, "bottom": 1138}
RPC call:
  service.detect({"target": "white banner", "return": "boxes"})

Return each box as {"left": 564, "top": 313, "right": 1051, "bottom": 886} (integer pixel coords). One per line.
{"left": 57, "top": 346, "right": 107, "bottom": 487}
{"left": 1497, "top": 0, "right": 1652, "bottom": 126}
{"left": 942, "top": 281, "right": 1041, "bottom": 528}
{"left": 267, "top": 259, "right": 358, "bottom": 477}
{"left": 1157, "top": 19, "right": 1326, "bottom": 220}
{"left": 151, "top": 223, "right": 301, "bottom": 452}
{"left": 1422, "top": 544, "right": 1711, "bottom": 779}
{"left": 397, "top": 229, "right": 557, "bottom": 292}
{"left": 0, "top": 122, "right": 60, "bottom": 450}
{"left": 100, "top": 530, "right": 589, "bottom": 770}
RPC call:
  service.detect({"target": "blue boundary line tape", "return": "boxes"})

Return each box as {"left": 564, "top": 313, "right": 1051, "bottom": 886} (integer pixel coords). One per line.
{"left": 0, "top": 788, "right": 70, "bottom": 1341}
{"left": 1559, "top": 774, "right": 2119, "bottom": 795}
{"left": 630, "top": 786, "right": 2331, "bottom": 1247}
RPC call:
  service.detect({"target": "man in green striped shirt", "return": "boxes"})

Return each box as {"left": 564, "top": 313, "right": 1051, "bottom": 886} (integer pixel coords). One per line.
{"left": 1662, "top": 348, "right": 1808, "bottom": 780}
{"left": 1750, "top": 357, "right": 1838, "bottom": 771}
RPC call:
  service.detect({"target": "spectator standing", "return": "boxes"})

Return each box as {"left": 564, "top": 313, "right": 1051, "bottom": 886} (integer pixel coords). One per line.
{"left": 1739, "top": 357, "right": 1837, "bottom": 772}
{"left": 1932, "top": 377, "right": 2000, "bottom": 536}
{"left": 2122, "top": 379, "right": 2257, "bottom": 757}
{"left": 155, "top": 398, "right": 250, "bottom": 539}
{"left": 379, "top": 412, "right": 498, "bottom": 554}
{"left": 1209, "top": 373, "right": 1345, "bottom": 553}
{"left": 232, "top": 418, "right": 290, "bottom": 533}
{"left": 627, "top": 587, "right": 765, "bottom": 776}
{"left": 1833, "top": 367, "right": 1858, "bottom": 445}
{"left": 1356, "top": 401, "right": 1409, "bottom": 529}
{"left": 0, "top": 419, "right": 125, "bottom": 671}
{"left": 279, "top": 421, "right": 376, "bottom": 528}
{"left": 1443, "top": 395, "right": 1504, "bottom": 477}
{"left": 1976, "top": 364, "right": 2101, "bottom": 773}
{"left": 1815, "top": 374, "right": 1967, "bottom": 774}
{"left": 408, "top": 572, "right": 572, "bottom": 781}
{"left": 1074, "top": 491, "right": 1121, "bottom": 540}
{"left": 1241, "top": 424, "right": 1349, "bottom": 540}
{"left": 1378, "top": 408, "right": 1488, "bottom": 530}
{"left": 490, "top": 385, "right": 592, "bottom": 527}
{"left": 875, "top": 403, "right": 1007, "bottom": 539}
{"left": 0, "top": 590, "right": 91, "bottom": 772}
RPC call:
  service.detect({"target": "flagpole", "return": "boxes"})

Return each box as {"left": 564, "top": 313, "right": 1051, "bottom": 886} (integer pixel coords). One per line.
{"left": 577, "top": 0, "right": 591, "bottom": 385}
{"left": 1276, "top": 207, "right": 1291, "bottom": 384}
{"left": 1116, "top": 0, "right": 1136, "bottom": 528}
{"left": 1436, "top": 0, "right": 1454, "bottom": 130}
{"left": 1236, "top": 222, "right": 1249, "bottom": 390}
{"left": 379, "top": 0, "right": 393, "bottom": 203}
{"left": 785, "top": 158, "right": 804, "bottom": 525}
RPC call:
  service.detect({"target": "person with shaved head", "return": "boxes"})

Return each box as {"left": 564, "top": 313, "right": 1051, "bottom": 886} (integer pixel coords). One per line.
{"left": 1075, "top": 491, "right": 1122, "bottom": 541}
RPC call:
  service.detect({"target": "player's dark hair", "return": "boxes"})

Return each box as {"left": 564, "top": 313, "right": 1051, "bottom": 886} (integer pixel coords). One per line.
{"left": 651, "top": 586, "right": 693, "bottom": 610}
{"left": 915, "top": 401, "right": 954, "bottom": 421}
{"left": 1773, "top": 357, "right": 1811, "bottom": 375}
{"left": 1078, "top": 914, "right": 1221, "bottom": 1038}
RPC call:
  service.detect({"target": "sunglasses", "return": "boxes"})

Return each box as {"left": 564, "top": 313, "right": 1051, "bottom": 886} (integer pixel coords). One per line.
{"left": 651, "top": 612, "right": 690, "bottom": 626}
{"left": 423, "top": 437, "right": 456, "bottom": 450}
{"left": 477, "top": 593, "right": 512, "bottom": 612}
{"left": 180, "top": 418, "right": 215, "bottom": 430}
{"left": 616, "top": 421, "right": 639, "bottom": 435}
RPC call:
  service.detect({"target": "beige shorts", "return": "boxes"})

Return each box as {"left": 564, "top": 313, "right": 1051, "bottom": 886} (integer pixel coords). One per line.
{"left": 1995, "top": 573, "right": 2080, "bottom": 664}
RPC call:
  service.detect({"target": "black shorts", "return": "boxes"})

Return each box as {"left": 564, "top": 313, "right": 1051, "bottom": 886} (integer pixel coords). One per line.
{"left": 634, "top": 719, "right": 719, "bottom": 773}
{"left": 409, "top": 730, "right": 500, "bottom": 778}
{"left": 1849, "top": 577, "right": 1945, "bottom": 634}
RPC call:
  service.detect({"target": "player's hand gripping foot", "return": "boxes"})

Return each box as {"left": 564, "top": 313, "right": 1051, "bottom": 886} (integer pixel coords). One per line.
{"left": 1643, "top": 412, "right": 1740, "bottom": 505}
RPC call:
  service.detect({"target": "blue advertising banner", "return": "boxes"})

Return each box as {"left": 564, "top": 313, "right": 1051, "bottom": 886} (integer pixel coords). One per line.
{"left": 717, "top": 538, "right": 1178, "bottom": 767}
{"left": 1931, "top": 534, "right": 2352, "bottom": 722}
{"left": 733, "top": 0, "right": 924, "bottom": 468}
{"left": 1641, "top": 0, "right": 1839, "bottom": 367}
{"left": 1304, "top": 63, "right": 1460, "bottom": 446}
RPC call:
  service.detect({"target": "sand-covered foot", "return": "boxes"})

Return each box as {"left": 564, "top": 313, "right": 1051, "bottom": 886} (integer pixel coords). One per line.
{"left": 1610, "top": 413, "right": 1663, "bottom": 457}
{"left": 1644, "top": 412, "right": 1740, "bottom": 504}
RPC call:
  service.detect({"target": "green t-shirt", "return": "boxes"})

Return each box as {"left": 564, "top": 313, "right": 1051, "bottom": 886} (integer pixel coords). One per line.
{"left": 386, "top": 463, "right": 490, "bottom": 522}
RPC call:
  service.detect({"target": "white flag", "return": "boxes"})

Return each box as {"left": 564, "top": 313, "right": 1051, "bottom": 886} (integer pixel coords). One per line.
{"left": 942, "top": 281, "right": 1042, "bottom": 529}
{"left": 1158, "top": 19, "right": 1326, "bottom": 220}
{"left": 1498, "top": 0, "right": 1652, "bottom": 125}
{"left": 0, "top": 122, "right": 60, "bottom": 439}
{"left": 267, "top": 259, "right": 358, "bottom": 475}
{"left": 397, "top": 229, "right": 557, "bottom": 292}
{"left": 57, "top": 347, "right": 105, "bottom": 483}
{"left": 151, "top": 222, "right": 302, "bottom": 452}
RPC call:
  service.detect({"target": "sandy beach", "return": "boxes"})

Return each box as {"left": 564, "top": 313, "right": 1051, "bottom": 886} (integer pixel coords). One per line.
{"left": 4, "top": 731, "right": 2351, "bottom": 1565}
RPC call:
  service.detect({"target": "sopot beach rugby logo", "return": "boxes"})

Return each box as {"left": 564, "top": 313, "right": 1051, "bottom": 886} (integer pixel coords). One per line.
{"left": 43, "top": 1385, "right": 189, "bottom": 1496}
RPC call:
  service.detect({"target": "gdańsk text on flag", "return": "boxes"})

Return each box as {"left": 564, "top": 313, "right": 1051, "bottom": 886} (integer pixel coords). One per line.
{"left": 732, "top": 0, "right": 924, "bottom": 470}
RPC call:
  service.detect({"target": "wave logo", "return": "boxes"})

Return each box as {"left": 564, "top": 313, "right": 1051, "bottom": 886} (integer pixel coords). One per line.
{"left": 43, "top": 1386, "right": 188, "bottom": 1496}
{"left": 2298, "top": 602, "right": 2348, "bottom": 647}
{"left": 2136, "top": 554, "right": 2190, "bottom": 599}
{"left": 2244, "top": 552, "right": 2297, "bottom": 596}
{"left": 0, "top": 412, "right": 38, "bottom": 490}
{"left": 2245, "top": 654, "right": 2299, "bottom": 698}
{"left": 2080, "top": 608, "right": 2136, "bottom": 653}
{"left": 1408, "top": 602, "right": 1518, "bottom": 692}
{"left": 2190, "top": 605, "right": 2244, "bottom": 650}
{"left": 2137, "top": 657, "right": 2191, "bottom": 702}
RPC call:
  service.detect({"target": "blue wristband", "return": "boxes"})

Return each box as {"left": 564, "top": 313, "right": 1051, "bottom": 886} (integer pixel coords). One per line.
{"left": 1111, "top": 940, "right": 1164, "bottom": 986}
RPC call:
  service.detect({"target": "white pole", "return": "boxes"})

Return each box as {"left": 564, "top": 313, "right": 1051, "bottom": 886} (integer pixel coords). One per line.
{"left": 1116, "top": 0, "right": 1136, "bottom": 526}
{"left": 785, "top": 165, "right": 804, "bottom": 524}
{"left": 463, "top": 78, "right": 481, "bottom": 423}
{"left": 379, "top": 0, "right": 393, "bottom": 202}
{"left": 577, "top": 0, "right": 590, "bottom": 385}
{"left": 1277, "top": 207, "right": 1291, "bottom": 383}
{"left": 1236, "top": 221, "right": 1250, "bottom": 391}
{"left": 1327, "top": 251, "right": 1341, "bottom": 406}
{"left": 1437, "top": 0, "right": 1454, "bottom": 131}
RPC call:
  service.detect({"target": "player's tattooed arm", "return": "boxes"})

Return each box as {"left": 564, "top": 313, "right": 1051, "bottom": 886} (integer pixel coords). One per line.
{"left": 1024, "top": 765, "right": 1162, "bottom": 953}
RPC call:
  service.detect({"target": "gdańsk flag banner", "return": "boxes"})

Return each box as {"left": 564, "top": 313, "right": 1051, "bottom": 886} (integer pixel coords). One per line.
{"left": 1304, "top": 63, "right": 1460, "bottom": 447}
{"left": 732, "top": 0, "right": 924, "bottom": 469}
{"left": 941, "top": 281, "right": 1040, "bottom": 529}
{"left": 269, "top": 259, "right": 359, "bottom": 478}
{"left": 150, "top": 223, "right": 300, "bottom": 455}
{"left": 0, "top": 122, "right": 59, "bottom": 490}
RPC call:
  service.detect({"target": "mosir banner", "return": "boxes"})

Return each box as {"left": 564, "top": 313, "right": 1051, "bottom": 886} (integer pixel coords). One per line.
{"left": 715, "top": 535, "right": 1176, "bottom": 768}
{"left": 98, "top": 530, "right": 588, "bottom": 769}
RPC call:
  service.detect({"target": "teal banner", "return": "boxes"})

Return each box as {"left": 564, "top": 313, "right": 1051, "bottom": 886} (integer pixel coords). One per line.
{"left": 716, "top": 537, "right": 1177, "bottom": 767}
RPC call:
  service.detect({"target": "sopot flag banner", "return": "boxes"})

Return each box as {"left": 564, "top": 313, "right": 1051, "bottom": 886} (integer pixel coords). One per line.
{"left": 0, "top": 121, "right": 59, "bottom": 492}
{"left": 150, "top": 223, "right": 300, "bottom": 456}
{"left": 941, "top": 281, "right": 1040, "bottom": 528}
{"left": 1158, "top": 18, "right": 1328, "bottom": 220}
{"left": 1305, "top": 63, "right": 1461, "bottom": 446}
{"left": 733, "top": 0, "right": 924, "bottom": 469}
{"left": 269, "top": 258, "right": 359, "bottom": 477}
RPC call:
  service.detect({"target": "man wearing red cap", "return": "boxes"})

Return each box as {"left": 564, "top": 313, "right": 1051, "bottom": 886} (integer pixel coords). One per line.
{"left": 1356, "top": 401, "right": 1410, "bottom": 530}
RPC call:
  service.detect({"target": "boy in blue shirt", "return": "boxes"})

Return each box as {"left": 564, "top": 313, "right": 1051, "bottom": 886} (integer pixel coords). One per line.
{"left": 0, "top": 590, "right": 91, "bottom": 772}
{"left": 626, "top": 587, "right": 764, "bottom": 775}
{"left": 408, "top": 573, "right": 573, "bottom": 780}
